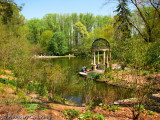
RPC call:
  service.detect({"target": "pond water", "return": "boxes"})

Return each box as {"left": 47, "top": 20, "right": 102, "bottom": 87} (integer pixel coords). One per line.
{"left": 42, "top": 57, "right": 133, "bottom": 105}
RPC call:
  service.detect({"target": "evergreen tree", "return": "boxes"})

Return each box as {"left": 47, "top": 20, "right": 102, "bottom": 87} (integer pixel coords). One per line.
{"left": 114, "top": 0, "right": 131, "bottom": 40}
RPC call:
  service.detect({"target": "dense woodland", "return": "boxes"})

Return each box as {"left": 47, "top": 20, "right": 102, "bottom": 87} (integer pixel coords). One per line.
{"left": 27, "top": 13, "right": 113, "bottom": 55}
{"left": 0, "top": 0, "right": 160, "bottom": 119}
{"left": 0, "top": 0, "right": 159, "bottom": 69}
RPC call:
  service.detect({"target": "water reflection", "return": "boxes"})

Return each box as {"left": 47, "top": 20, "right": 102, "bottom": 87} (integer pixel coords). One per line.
{"left": 42, "top": 57, "right": 133, "bottom": 105}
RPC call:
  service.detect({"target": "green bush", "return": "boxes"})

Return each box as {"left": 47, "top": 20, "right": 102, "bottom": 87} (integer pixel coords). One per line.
{"left": 87, "top": 102, "right": 94, "bottom": 109}
{"left": 60, "top": 98, "right": 67, "bottom": 104}
{"left": 0, "top": 78, "right": 6, "bottom": 84}
{"left": 21, "top": 102, "right": 41, "bottom": 113}
{"left": 94, "top": 113, "right": 105, "bottom": 120}
{"left": 79, "top": 110, "right": 93, "bottom": 120}
{"left": 79, "top": 111, "right": 105, "bottom": 120}
{"left": 141, "top": 71, "right": 149, "bottom": 76}
{"left": 109, "top": 105, "right": 120, "bottom": 112}
{"left": 147, "top": 76, "right": 152, "bottom": 81}
{"left": 63, "top": 109, "right": 79, "bottom": 119}
{"left": 74, "top": 52, "right": 89, "bottom": 57}
{"left": 135, "top": 104, "right": 145, "bottom": 112}
{"left": 147, "top": 110, "right": 154, "bottom": 115}
{"left": 88, "top": 73, "right": 103, "bottom": 80}
{"left": 20, "top": 101, "right": 50, "bottom": 113}
{"left": 87, "top": 99, "right": 102, "bottom": 109}
{"left": 103, "top": 105, "right": 110, "bottom": 110}
{"left": 0, "top": 78, "right": 25, "bottom": 88}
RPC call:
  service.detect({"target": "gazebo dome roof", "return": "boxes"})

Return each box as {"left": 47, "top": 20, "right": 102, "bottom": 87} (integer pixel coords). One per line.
{"left": 91, "top": 38, "right": 110, "bottom": 51}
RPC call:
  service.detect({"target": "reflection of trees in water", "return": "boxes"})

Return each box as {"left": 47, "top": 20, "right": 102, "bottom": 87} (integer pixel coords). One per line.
{"left": 41, "top": 57, "right": 133, "bottom": 105}
{"left": 83, "top": 80, "right": 133, "bottom": 105}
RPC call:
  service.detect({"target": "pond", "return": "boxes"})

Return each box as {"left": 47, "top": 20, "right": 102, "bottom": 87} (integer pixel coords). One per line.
{"left": 41, "top": 57, "right": 133, "bottom": 106}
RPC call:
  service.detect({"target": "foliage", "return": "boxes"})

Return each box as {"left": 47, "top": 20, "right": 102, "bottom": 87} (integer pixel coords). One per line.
{"left": 87, "top": 99, "right": 102, "bottom": 109}
{"left": 140, "top": 70, "right": 149, "bottom": 76}
{"left": 20, "top": 101, "right": 49, "bottom": 113}
{"left": 0, "top": 78, "right": 23, "bottom": 88}
{"left": 147, "top": 110, "right": 154, "bottom": 115}
{"left": 114, "top": 0, "right": 131, "bottom": 40}
{"left": 40, "top": 30, "right": 53, "bottom": 53}
{"left": 131, "top": 3, "right": 160, "bottom": 42}
{"left": 88, "top": 73, "right": 103, "bottom": 80}
{"left": 112, "top": 38, "right": 160, "bottom": 70}
{"left": 73, "top": 21, "right": 88, "bottom": 51}
{"left": 0, "top": 2, "right": 160, "bottom": 120}
{"left": 101, "top": 104, "right": 120, "bottom": 112}
{"left": 0, "top": 0, "right": 22, "bottom": 24}
{"left": 109, "top": 105, "right": 120, "bottom": 112}
{"left": 26, "top": 13, "right": 113, "bottom": 54}
{"left": 79, "top": 110, "right": 93, "bottom": 120}
{"left": 94, "top": 113, "right": 105, "bottom": 120}
{"left": 63, "top": 109, "right": 79, "bottom": 119}
{"left": 45, "top": 65, "right": 68, "bottom": 101}
{"left": 26, "top": 18, "right": 43, "bottom": 44}
{"left": 60, "top": 98, "right": 67, "bottom": 104}
{"left": 79, "top": 110, "right": 105, "bottom": 120}
{"left": 73, "top": 21, "right": 88, "bottom": 37}
{"left": 42, "top": 13, "right": 55, "bottom": 31}
{"left": 135, "top": 104, "right": 145, "bottom": 112}
{"left": 48, "top": 32, "right": 68, "bottom": 55}
{"left": 103, "top": 104, "right": 110, "bottom": 110}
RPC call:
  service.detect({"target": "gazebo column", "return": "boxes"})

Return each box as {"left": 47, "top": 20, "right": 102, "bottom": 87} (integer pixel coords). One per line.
{"left": 109, "top": 51, "right": 112, "bottom": 69}
{"left": 94, "top": 51, "right": 96, "bottom": 64}
{"left": 98, "top": 51, "right": 100, "bottom": 64}
{"left": 103, "top": 51, "right": 105, "bottom": 65}
{"left": 93, "top": 51, "right": 96, "bottom": 70}
{"left": 107, "top": 51, "right": 109, "bottom": 68}
{"left": 91, "top": 52, "right": 93, "bottom": 64}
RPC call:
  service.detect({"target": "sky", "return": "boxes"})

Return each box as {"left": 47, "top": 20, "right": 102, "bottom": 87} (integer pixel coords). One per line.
{"left": 14, "top": 0, "right": 118, "bottom": 20}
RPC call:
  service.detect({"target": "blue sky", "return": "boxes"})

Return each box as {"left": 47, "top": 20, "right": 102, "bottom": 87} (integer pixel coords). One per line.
{"left": 14, "top": 0, "right": 118, "bottom": 20}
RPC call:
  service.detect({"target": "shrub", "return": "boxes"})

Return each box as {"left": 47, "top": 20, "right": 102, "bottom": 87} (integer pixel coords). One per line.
{"left": 88, "top": 73, "right": 103, "bottom": 80}
{"left": 79, "top": 110, "right": 93, "bottom": 120}
{"left": 61, "top": 98, "right": 67, "bottom": 104}
{"left": 103, "top": 105, "right": 110, "bottom": 110}
{"left": 21, "top": 102, "right": 41, "bottom": 113}
{"left": 141, "top": 71, "right": 149, "bottom": 76}
{"left": 147, "top": 110, "right": 154, "bottom": 115}
{"left": 135, "top": 104, "right": 145, "bottom": 112}
{"left": 0, "top": 78, "right": 6, "bottom": 84}
{"left": 87, "top": 102, "right": 94, "bottom": 109}
{"left": 147, "top": 76, "right": 152, "bottom": 81}
{"left": 109, "top": 105, "right": 120, "bottom": 112}
{"left": 94, "top": 113, "right": 105, "bottom": 120}
{"left": 87, "top": 99, "right": 102, "bottom": 109}
{"left": 79, "top": 111, "right": 105, "bottom": 120}
{"left": 63, "top": 109, "right": 79, "bottom": 119}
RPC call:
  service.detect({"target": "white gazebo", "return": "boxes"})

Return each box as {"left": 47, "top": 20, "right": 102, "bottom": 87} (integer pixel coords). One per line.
{"left": 91, "top": 38, "right": 111, "bottom": 73}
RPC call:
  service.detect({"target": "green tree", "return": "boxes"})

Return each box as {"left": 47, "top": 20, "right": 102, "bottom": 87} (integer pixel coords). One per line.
{"left": 0, "top": 0, "right": 22, "bottom": 24}
{"left": 42, "top": 13, "right": 55, "bottom": 31}
{"left": 0, "top": 1, "right": 39, "bottom": 93}
{"left": 95, "top": 15, "right": 103, "bottom": 28}
{"left": 40, "top": 30, "right": 53, "bottom": 53}
{"left": 48, "top": 32, "right": 68, "bottom": 55}
{"left": 80, "top": 13, "right": 95, "bottom": 32}
{"left": 105, "top": 0, "right": 160, "bottom": 42}
{"left": 114, "top": 0, "right": 131, "bottom": 40}
{"left": 73, "top": 21, "right": 88, "bottom": 50}
{"left": 64, "top": 14, "right": 72, "bottom": 52}
{"left": 27, "top": 18, "right": 43, "bottom": 44}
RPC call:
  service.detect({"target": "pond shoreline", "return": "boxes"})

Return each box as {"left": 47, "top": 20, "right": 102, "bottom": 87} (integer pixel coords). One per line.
{"left": 34, "top": 55, "right": 76, "bottom": 59}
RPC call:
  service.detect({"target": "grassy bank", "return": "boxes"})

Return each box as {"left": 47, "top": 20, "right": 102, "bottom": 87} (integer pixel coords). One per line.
{"left": 0, "top": 69, "right": 160, "bottom": 120}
